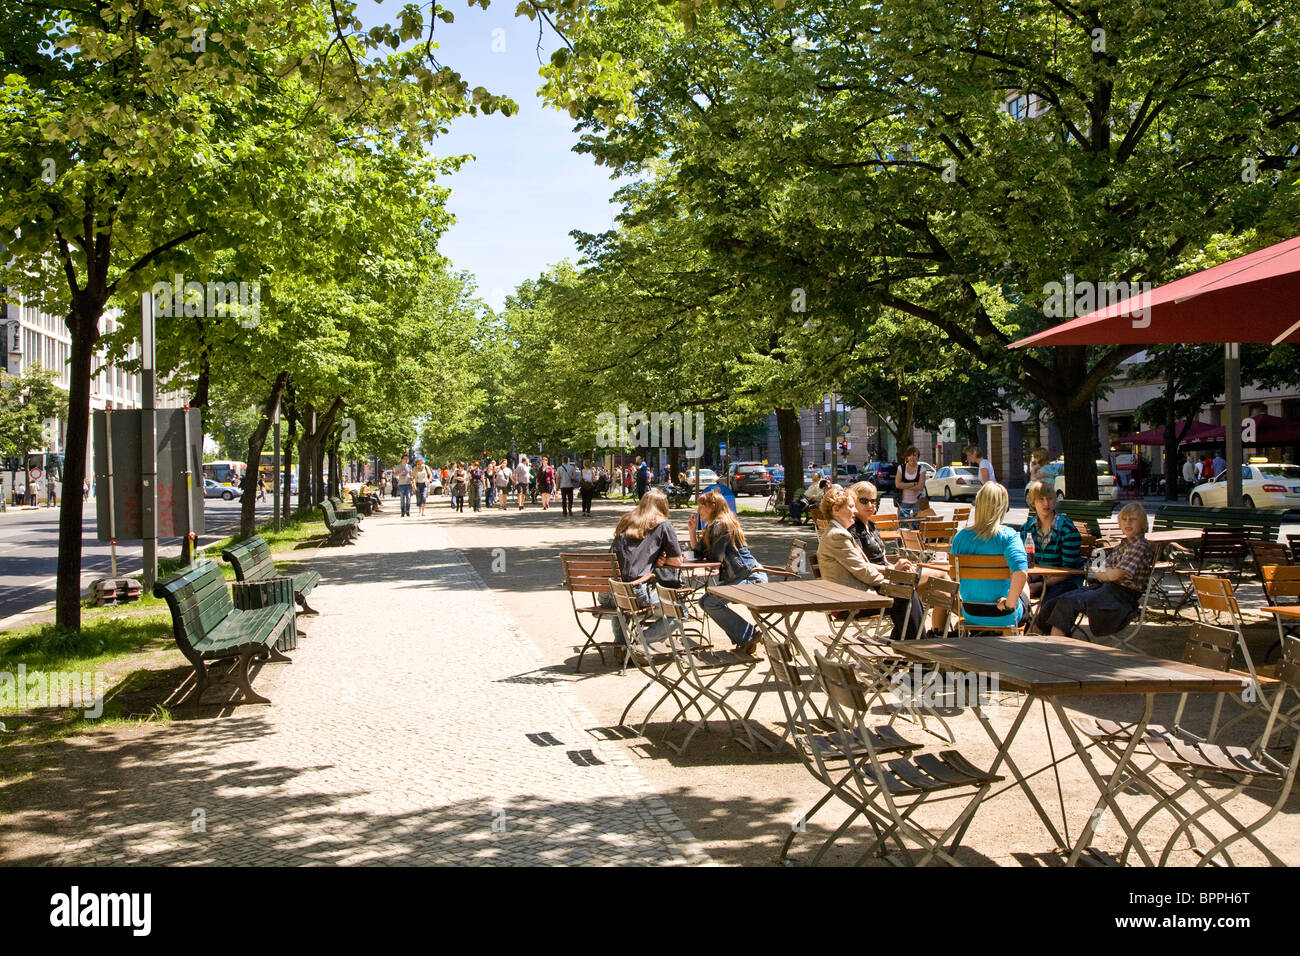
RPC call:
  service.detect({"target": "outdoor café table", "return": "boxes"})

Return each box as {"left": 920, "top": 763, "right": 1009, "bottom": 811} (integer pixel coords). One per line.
{"left": 1260, "top": 605, "right": 1300, "bottom": 651}
{"left": 674, "top": 559, "right": 721, "bottom": 634}
{"left": 706, "top": 579, "right": 892, "bottom": 746}
{"left": 891, "top": 633, "right": 1249, "bottom": 866}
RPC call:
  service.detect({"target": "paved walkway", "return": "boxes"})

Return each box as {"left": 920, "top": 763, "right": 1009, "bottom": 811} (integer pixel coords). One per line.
{"left": 1, "top": 513, "right": 709, "bottom": 865}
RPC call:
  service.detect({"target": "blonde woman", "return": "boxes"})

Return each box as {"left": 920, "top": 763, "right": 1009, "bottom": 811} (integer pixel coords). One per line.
{"left": 688, "top": 490, "right": 766, "bottom": 652}
{"left": 1047, "top": 502, "right": 1154, "bottom": 638}
{"left": 949, "top": 482, "right": 1029, "bottom": 630}
{"left": 606, "top": 489, "right": 683, "bottom": 644}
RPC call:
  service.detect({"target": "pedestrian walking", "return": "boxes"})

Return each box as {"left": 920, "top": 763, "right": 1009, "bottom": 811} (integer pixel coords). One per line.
{"left": 579, "top": 459, "right": 596, "bottom": 515}
{"left": 452, "top": 464, "right": 468, "bottom": 513}
{"left": 495, "top": 458, "right": 512, "bottom": 509}
{"left": 635, "top": 455, "right": 648, "bottom": 499}
{"left": 514, "top": 457, "right": 531, "bottom": 510}
{"left": 469, "top": 463, "right": 484, "bottom": 512}
{"left": 257, "top": 472, "right": 268, "bottom": 501}
{"left": 536, "top": 455, "right": 556, "bottom": 510}
{"left": 412, "top": 456, "right": 434, "bottom": 516}
{"left": 556, "top": 456, "right": 579, "bottom": 516}
{"left": 485, "top": 461, "right": 497, "bottom": 508}
{"left": 393, "top": 454, "right": 415, "bottom": 516}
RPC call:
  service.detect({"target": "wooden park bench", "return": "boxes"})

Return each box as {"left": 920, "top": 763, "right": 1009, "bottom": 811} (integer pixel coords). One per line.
{"left": 1055, "top": 499, "right": 1118, "bottom": 537}
{"left": 329, "top": 495, "right": 362, "bottom": 526}
{"left": 154, "top": 560, "right": 294, "bottom": 705}
{"left": 221, "top": 535, "right": 322, "bottom": 615}
{"left": 1152, "top": 504, "right": 1288, "bottom": 542}
{"left": 320, "top": 499, "right": 359, "bottom": 546}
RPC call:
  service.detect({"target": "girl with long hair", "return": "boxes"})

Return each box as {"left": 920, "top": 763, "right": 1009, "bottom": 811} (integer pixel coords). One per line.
{"left": 688, "top": 491, "right": 766, "bottom": 653}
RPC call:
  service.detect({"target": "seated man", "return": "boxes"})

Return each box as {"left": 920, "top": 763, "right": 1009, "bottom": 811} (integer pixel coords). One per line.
{"left": 1047, "top": 502, "right": 1154, "bottom": 639}
{"left": 814, "top": 486, "right": 918, "bottom": 641}
{"left": 1019, "top": 480, "right": 1084, "bottom": 632}
{"left": 790, "top": 476, "right": 830, "bottom": 526}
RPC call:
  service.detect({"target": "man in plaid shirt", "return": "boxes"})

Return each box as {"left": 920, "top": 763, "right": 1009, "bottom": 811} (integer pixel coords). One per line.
{"left": 1047, "top": 502, "right": 1154, "bottom": 637}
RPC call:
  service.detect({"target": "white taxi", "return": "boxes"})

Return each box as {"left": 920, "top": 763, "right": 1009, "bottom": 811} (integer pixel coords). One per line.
{"left": 1189, "top": 459, "right": 1300, "bottom": 509}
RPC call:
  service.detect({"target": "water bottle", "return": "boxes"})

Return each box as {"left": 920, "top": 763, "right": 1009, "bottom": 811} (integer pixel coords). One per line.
{"left": 1024, "top": 531, "right": 1035, "bottom": 564}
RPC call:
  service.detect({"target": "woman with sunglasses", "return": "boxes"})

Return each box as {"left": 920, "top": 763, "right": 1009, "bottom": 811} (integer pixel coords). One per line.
{"left": 844, "top": 481, "right": 935, "bottom": 639}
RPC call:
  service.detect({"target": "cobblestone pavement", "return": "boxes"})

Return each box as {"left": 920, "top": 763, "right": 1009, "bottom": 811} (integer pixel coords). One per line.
{"left": 1, "top": 514, "right": 710, "bottom": 866}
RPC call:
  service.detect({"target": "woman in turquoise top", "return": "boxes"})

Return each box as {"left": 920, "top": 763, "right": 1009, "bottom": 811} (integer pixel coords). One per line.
{"left": 950, "top": 482, "right": 1029, "bottom": 629}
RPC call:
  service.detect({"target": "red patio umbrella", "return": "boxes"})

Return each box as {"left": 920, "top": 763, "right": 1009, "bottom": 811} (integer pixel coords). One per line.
{"left": 1009, "top": 234, "right": 1300, "bottom": 504}
{"left": 1012, "top": 234, "right": 1300, "bottom": 348}
{"left": 1191, "top": 413, "right": 1300, "bottom": 446}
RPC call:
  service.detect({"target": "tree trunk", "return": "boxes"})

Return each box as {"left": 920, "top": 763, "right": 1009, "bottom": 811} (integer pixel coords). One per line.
{"left": 775, "top": 408, "right": 803, "bottom": 505}
{"left": 313, "top": 399, "right": 344, "bottom": 506}
{"left": 281, "top": 388, "right": 295, "bottom": 523}
{"left": 297, "top": 404, "right": 315, "bottom": 513}
{"left": 1055, "top": 401, "right": 1100, "bottom": 500}
{"left": 55, "top": 307, "right": 102, "bottom": 632}
{"left": 1163, "top": 366, "right": 1181, "bottom": 501}
{"left": 239, "top": 372, "right": 290, "bottom": 538}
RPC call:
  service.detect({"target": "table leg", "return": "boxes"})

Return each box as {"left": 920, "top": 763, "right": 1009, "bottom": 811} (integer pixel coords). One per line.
{"left": 962, "top": 695, "right": 1069, "bottom": 852}
{"left": 1053, "top": 694, "right": 1157, "bottom": 867}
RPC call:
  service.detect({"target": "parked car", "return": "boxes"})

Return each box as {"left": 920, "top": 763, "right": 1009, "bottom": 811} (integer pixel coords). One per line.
{"left": 1040, "top": 459, "right": 1119, "bottom": 501}
{"left": 863, "top": 460, "right": 899, "bottom": 491}
{"left": 1189, "top": 460, "right": 1300, "bottom": 509}
{"left": 925, "top": 465, "right": 982, "bottom": 501}
{"left": 203, "top": 478, "right": 234, "bottom": 500}
{"left": 687, "top": 467, "right": 720, "bottom": 486}
{"left": 768, "top": 465, "right": 786, "bottom": 485}
{"left": 726, "top": 462, "right": 773, "bottom": 496}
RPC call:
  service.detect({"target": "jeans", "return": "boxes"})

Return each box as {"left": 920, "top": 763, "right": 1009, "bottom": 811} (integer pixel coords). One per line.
{"left": 560, "top": 487, "right": 575, "bottom": 515}
{"left": 399, "top": 484, "right": 413, "bottom": 515}
{"left": 415, "top": 483, "right": 427, "bottom": 507}
{"left": 699, "top": 570, "right": 767, "bottom": 645}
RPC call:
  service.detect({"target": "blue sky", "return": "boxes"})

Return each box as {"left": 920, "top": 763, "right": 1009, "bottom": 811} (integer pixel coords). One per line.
{"left": 357, "top": 1, "right": 626, "bottom": 311}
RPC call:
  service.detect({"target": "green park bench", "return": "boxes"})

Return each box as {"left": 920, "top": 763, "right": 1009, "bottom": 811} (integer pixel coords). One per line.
{"left": 221, "top": 535, "right": 322, "bottom": 616}
{"left": 329, "top": 495, "right": 363, "bottom": 525}
{"left": 1055, "top": 499, "right": 1118, "bottom": 537}
{"left": 319, "top": 498, "right": 359, "bottom": 546}
{"left": 1153, "top": 504, "right": 1288, "bottom": 542}
{"left": 153, "top": 561, "right": 294, "bottom": 705}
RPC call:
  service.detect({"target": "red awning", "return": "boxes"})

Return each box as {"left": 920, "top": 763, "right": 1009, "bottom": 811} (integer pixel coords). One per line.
{"left": 1010, "top": 235, "right": 1300, "bottom": 348}
{"left": 1114, "top": 420, "right": 1221, "bottom": 447}
{"left": 1193, "top": 414, "right": 1300, "bottom": 445}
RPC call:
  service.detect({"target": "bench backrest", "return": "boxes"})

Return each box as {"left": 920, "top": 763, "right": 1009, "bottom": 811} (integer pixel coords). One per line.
{"left": 320, "top": 499, "right": 338, "bottom": 525}
{"left": 560, "top": 552, "right": 620, "bottom": 594}
{"left": 153, "top": 560, "right": 233, "bottom": 655}
{"left": 1153, "top": 504, "right": 1286, "bottom": 541}
{"left": 1057, "top": 500, "right": 1118, "bottom": 537}
{"left": 221, "top": 536, "right": 276, "bottom": 582}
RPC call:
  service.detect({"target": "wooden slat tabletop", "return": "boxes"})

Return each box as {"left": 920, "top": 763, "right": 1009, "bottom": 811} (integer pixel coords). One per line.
{"left": 1260, "top": 606, "right": 1300, "bottom": 621}
{"left": 1142, "top": 529, "right": 1206, "bottom": 545}
{"left": 892, "top": 633, "right": 1251, "bottom": 696}
{"left": 708, "top": 579, "right": 892, "bottom": 613}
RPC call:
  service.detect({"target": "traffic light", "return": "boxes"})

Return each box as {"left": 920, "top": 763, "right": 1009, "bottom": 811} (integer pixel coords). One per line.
{"left": 839, "top": 441, "right": 849, "bottom": 455}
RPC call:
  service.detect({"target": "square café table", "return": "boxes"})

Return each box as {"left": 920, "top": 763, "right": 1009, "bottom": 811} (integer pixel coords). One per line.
{"left": 706, "top": 580, "right": 893, "bottom": 745}
{"left": 892, "top": 633, "right": 1249, "bottom": 866}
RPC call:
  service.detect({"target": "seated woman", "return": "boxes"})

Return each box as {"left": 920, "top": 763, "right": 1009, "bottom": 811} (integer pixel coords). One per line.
{"left": 689, "top": 490, "right": 767, "bottom": 654}
{"left": 606, "top": 489, "right": 684, "bottom": 645}
{"left": 1018, "top": 480, "right": 1084, "bottom": 632}
{"left": 950, "top": 482, "right": 1030, "bottom": 631}
{"left": 814, "top": 486, "right": 916, "bottom": 641}
{"left": 845, "top": 481, "right": 930, "bottom": 639}
{"left": 1047, "top": 502, "right": 1155, "bottom": 639}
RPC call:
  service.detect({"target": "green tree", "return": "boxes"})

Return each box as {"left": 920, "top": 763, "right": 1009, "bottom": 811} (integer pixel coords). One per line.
{"left": 541, "top": 0, "right": 1300, "bottom": 499}
{"left": 0, "top": 366, "right": 63, "bottom": 502}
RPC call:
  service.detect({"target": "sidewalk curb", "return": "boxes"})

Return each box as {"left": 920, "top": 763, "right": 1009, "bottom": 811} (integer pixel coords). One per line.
{"left": 446, "top": 533, "right": 715, "bottom": 867}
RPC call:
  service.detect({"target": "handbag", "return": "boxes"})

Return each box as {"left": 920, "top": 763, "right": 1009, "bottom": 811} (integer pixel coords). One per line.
{"left": 653, "top": 565, "right": 683, "bottom": 588}
{"left": 916, "top": 490, "right": 930, "bottom": 510}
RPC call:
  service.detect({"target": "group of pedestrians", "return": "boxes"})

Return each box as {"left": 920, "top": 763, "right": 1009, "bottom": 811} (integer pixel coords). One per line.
{"left": 385, "top": 455, "right": 610, "bottom": 518}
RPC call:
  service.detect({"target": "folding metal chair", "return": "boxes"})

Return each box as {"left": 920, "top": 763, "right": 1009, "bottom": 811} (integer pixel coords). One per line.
{"left": 1262, "top": 564, "right": 1300, "bottom": 658}
{"left": 1124, "top": 636, "right": 1300, "bottom": 867}
{"left": 559, "top": 552, "right": 623, "bottom": 671}
{"left": 951, "top": 507, "right": 971, "bottom": 525}
{"left": 656, "top": 584, "right": 770, "bottom": 753}
{"left": 899, "top": 528, "right": 927, "bottom": 563}
{"left": 814, "top": 652, "right": 1002, "bottom": 866}
{"left": 922, "top": 577, "right": 959, "bottom": 638}
{"left": 611, "top": 579, "right": 705, "bottom": 737}
{"left": 759, "top": 538, "right": 807, "bottom": 580}
{"left": 762, "top": 634, "right": 922, "bottom": 865}
{"left": 1072, "top": 572, "right": 1159, "bottom": 652}
{"left": 1251, "top": 542, "right": 1293, "bottom": 584}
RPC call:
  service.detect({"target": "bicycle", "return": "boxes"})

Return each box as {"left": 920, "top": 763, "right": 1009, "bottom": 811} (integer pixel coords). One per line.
{"left": 766, "top": 482, "right": 789, "bottom": 520}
